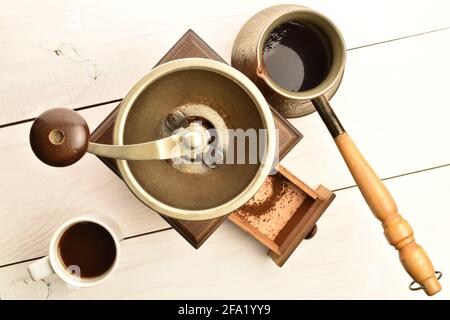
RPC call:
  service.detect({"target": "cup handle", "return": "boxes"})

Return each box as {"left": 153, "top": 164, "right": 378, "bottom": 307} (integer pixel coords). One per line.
{"left": 28, "top": 256, "right": 54, "bottom": 280}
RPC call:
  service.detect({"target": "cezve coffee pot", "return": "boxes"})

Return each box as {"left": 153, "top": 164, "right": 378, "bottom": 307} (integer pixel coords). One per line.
{"left": 232, "top": 4, "right": 441, "bottom": 295}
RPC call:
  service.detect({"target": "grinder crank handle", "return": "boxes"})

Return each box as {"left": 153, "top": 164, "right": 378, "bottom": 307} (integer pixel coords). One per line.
{"left": 29, "top": 108, "right": 209, "bottom": 167}
{"left": 313, "top": 96, "right": 441, "bottom": 296}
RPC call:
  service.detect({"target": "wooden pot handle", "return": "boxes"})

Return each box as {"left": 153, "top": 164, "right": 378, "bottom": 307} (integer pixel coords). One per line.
{"left": 335, "top": 132, "right": 441, "bottom": 296}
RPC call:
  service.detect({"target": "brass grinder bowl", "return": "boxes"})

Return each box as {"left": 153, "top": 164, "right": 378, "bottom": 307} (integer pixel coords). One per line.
{"left": 114, "top": 59, "right": 276, "bottom": 221}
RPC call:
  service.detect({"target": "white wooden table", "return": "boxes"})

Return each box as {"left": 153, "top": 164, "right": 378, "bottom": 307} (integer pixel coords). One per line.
{"left": 0, "top": 0, "right": 449, "bottom": 299}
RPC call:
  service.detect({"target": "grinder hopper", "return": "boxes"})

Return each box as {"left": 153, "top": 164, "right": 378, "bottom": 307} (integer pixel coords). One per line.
{"left": 29, "top": 59, "right": 276, "bottom": 221}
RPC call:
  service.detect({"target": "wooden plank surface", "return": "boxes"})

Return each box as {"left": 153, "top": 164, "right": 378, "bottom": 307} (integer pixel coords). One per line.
{"left": 1, "top": 28, "right": 449, "bottom": 267}
{"left": 0, "top": 0, "right": 449, "bottom": 299}
{"left": 1, "top": 0, "right": 450, "bottom": 125}
{"left": 0, "top": 165, "right": 448, "bottom": 299}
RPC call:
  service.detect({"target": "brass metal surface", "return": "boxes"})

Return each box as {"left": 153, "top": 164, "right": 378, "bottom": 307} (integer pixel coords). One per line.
{"left": 87, "top": 123, "right": 209, "bottom": 160}
{"left": 114, "top": 58, "right": 276, "bottom": 221}
{"left": 231, "top": 4, "right": 346, "bottom": 118}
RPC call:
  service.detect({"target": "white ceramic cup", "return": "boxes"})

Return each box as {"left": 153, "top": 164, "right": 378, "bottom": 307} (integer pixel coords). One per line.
{"left": 28, "top": 215, "right": 122, "bottom": 288}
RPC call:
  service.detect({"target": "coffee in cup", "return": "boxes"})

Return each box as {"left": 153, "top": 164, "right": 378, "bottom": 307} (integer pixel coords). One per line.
{"left": 28, "top": 215, "right": 122, "bottom": 288}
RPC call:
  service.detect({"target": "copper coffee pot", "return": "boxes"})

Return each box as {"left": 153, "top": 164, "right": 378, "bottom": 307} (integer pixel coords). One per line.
{"left": 232, "top": 4, "right": 441, "bottom": 295}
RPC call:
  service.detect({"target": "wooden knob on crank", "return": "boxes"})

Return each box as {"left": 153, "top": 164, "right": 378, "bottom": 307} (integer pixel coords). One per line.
{"left": 30, "top": 108, "right": 90, "bottom": 167}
